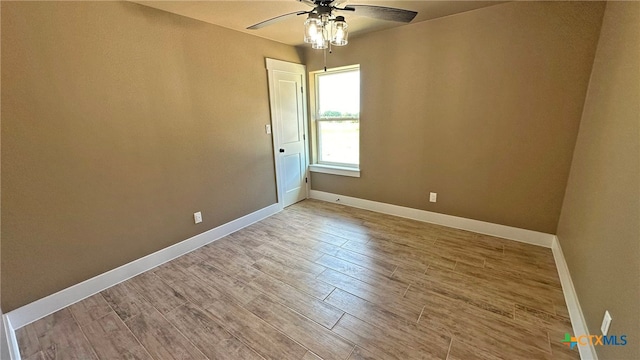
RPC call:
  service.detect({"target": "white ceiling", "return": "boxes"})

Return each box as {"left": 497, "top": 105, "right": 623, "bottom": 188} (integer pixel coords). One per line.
{"left": 135, "top": 1, "right": 505, "bottom": 46}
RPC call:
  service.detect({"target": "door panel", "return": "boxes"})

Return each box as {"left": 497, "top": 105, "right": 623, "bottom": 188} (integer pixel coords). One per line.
{"left": 279, "top": 80, "right": 302, "bottom": 144}
{"left": 276, "top": 74, "right": 306, "bottom": 207}
{"left": 283, "top": 153, "right": 304, "bottom": 206}
{"left": 267, "top": 59, "right": 308, "bottom": 208}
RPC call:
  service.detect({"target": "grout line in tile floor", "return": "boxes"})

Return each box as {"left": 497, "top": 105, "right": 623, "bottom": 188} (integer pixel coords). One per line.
{"left": 416, "top": 305, "right": 426, "bottom": 324}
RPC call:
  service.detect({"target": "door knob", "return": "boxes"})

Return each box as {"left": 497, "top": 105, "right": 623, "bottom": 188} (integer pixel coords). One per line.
{"left": 279, "top": 149, "right": 285, "bottom": 153}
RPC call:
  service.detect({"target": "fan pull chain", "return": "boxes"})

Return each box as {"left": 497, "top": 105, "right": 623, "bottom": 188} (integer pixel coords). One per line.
{"left": 323, "top": 46, "right": 327, "bottom": 72}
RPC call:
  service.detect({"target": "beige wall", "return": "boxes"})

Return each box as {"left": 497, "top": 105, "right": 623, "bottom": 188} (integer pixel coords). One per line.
{"left": 557, "top": 2, "right": 639, "bottom": 359}
{"left": 0, "top": 2, "right": 7, "bottom": 353}
{"left": 304, "top": 1, "right": 604, "bottom": 234}
{"left": 1, "top": 1, "right": 301, "bottom": 311}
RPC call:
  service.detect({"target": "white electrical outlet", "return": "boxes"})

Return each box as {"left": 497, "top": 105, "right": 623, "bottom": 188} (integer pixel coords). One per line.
{"left": 601, "top": 310, "right": 612, "bottom": 335}
{"left": 429, "top": 192, "right": 437, "bottom": 203}
{"left": 194, "top": 211, "right": 203, "bottom": 224}
{"left": 265, "top": 124, "right": 271, "bottom": 134}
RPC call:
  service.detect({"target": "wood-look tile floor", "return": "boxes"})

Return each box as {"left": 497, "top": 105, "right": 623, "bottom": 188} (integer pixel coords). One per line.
{"left": 16, "top": 200, "right": 579, "bottom": 360}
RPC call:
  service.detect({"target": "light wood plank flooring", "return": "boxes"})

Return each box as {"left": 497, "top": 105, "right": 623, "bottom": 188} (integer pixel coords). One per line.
{"left": 16, "top": 200, "right": 578, "bottom": 359}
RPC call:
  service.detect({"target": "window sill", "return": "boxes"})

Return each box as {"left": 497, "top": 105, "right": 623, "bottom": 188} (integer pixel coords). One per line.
{"left": 309, "top": 164, "right": 360, "bottom": 178}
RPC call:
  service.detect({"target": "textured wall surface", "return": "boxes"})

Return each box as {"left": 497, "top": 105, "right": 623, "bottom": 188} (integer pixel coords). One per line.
{"left": 557, "top": 2, "right": 640, "bottom": 359}
{"left": 1, "top": 1, "right": 301, "bottom": 311}
{"left": 305, "top": 1, "right": 605, "bottom": 234}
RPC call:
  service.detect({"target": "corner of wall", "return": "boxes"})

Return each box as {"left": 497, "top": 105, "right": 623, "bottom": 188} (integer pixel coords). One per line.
{"left": 553, "top": 2, "right": 640, "bottom": 359}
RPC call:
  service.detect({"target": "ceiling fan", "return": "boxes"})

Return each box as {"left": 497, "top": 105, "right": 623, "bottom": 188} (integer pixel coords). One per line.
{"left": 247, "top": 0, "right": 418, "bottom": 49}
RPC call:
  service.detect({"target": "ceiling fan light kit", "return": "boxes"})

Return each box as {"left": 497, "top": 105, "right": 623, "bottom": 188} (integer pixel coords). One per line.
{"left": 248, "top": 0, "right": 417, "bottom": 50}
{"left": 306, "top": 14, "right": 348, "bottom": 49}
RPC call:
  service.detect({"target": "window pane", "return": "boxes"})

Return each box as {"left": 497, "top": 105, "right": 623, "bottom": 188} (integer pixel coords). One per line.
{"left": 317, "top": 70, "right": 360, "bottom": 118}
{"left": 318, "top": 120, "right": 359, "bottom": 165}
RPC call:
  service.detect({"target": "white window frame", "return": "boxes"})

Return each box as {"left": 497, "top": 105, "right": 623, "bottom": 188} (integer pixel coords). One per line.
{"left": 309, "top": 65, "right": 361, "bottom": 178}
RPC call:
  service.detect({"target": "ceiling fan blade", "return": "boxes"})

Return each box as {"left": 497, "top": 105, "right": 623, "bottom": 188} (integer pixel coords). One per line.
{"left": 247, "top": 11, "right": 308, "bottom": 30}
{"left": 338, "top": 6, "right": 356, "bottom": 12}
{"left": 348, "top": 5, "right": 417, "bottom": 23}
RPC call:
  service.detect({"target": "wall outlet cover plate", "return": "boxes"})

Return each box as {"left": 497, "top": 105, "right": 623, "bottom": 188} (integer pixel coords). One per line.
{"left": 194, "top": 211, "right": 203, "bottom": 224}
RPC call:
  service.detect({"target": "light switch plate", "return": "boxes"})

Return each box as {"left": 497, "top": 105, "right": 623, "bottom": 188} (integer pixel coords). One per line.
{"left": 194, "top": 211, "right": 203, "bottom": 224}
{"left": 429, "top": 192, "right": 437, "bottom": 203}
{"left": 265, "top": 124, "right": 271, "bottom": 134}
{"left": 601, "top": 310, "right": 612, "bottom": 335}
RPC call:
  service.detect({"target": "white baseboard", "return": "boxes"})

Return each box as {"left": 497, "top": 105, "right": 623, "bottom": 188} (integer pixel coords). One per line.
{"left": 6, "top": 203, "right": 281, "bottom": 331}
{"left": 552, "top": 236, "right": 598, "bottom": 360}
{"left": 309, "top": 190, "right": 555, "bottom": 247}
{"left": 2, "top": 314, "right": 21, "bottom": 360}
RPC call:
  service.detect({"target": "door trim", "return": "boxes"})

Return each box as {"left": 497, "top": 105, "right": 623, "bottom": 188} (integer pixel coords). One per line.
{"left": 266, "top": 58, "right": 310, "bottom": 209}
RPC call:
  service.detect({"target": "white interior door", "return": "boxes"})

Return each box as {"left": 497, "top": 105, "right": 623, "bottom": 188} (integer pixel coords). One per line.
{"left": 266, "top": 59, "right": 309, "bottom": 208}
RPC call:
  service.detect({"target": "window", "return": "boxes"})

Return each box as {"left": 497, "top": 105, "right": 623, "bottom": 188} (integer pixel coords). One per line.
{"left": 312, "top": 66, "right": 360, "bottom": 172}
